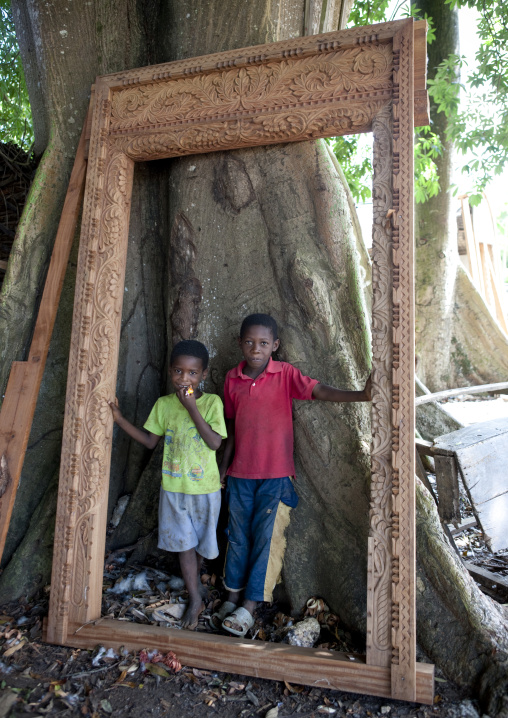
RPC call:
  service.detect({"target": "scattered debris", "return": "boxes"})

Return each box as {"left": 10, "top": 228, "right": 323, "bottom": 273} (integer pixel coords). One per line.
{"left": 286, "top": 617, "right": 321, "bottom": 647}
{"left": 110, "top": 494, "right": 131, "bottom": 527}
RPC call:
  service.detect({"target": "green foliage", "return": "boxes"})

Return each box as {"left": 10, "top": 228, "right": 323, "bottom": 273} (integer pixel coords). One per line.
{"left": 426, "top": 0, "right": 508, "bottom": 204}
{"left": 334, "top": 1, "right": 441, "bottom": 205}
{"left": 347, "top": 0, "right": 392, "bottom": 27}
{"left": 0, "top": 1, "right": 33, "bottom": 150}
{"left": 326, "top": 136, "right": 372, "bottom": 203}
{"left": 414, "top": 127, "right": 442, "bottom": 203}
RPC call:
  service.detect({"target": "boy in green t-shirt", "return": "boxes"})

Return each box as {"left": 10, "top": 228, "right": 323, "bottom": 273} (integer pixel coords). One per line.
{"left": 109, "top": 340, "right": 227, "bottom": 630}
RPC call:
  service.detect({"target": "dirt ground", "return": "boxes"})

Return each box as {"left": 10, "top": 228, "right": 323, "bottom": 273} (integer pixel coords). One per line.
{"left": 2, "top": 395, "right": 506, "bottom": 717}
{"left": 0, "top": 589, "right": 484, "bottom": 718}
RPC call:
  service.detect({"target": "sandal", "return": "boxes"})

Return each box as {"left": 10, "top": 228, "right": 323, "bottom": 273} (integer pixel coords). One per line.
{"left": 222, "top": 606, "right": 255, "bottom": 637}
{"left": 209, "top": 600, "right": 237, "bottom": 629}
{"left": 151, "top": 602, "right": 186, "bottom": 622}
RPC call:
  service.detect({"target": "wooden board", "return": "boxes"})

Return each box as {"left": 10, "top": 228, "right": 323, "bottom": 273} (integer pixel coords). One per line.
{"left": 43, "top": 620, "right": 434, "bottom": 705}
{"left": 433, "top": 455, "right": 460, "bottom": 524}
{"left": 45, "top": 19, "right": 428, "bottom": 703}
{"left": 434, "top": 418, "right": 508, "bottom": 551}
{"left": 0, "top": 109, "right": 90, "bottom": 562}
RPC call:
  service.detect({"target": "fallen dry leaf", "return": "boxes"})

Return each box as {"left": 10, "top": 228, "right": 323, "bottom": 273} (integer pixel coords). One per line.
{"left": 284, "top": 681, "right": 303, "bottom": 693}
{"left": 0, "top": 690, "right": 19, "bottom": 718}
{"left": 193, "top": 668, "right": 211, "bottom": 678}
{"left": 3, "top": 638, "right": 26, "bottom": 657}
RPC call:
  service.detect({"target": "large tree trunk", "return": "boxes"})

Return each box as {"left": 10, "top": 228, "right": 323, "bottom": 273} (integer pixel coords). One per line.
{"left": 1, "top": 1, "right": 508, "bottom": 712}
{"left": 413, "top": 0, "right": 459, "bottom": 390}
{"left": 413, "top": 0, "right": 508, "bottom": 391}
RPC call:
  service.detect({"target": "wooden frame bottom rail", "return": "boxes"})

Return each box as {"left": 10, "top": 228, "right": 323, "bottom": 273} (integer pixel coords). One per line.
{"left": 43, "top": 620, "right": 434, "bottom": 704}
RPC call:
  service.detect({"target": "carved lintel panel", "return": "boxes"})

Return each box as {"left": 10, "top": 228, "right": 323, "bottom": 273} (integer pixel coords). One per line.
{"left": 110, "top": 45, "right": 394, "bottom": 132}
{"left": 106, "top": 44, "right": 394, "bottom": 161}
{"left": 109, "top": 100, "right": 389, "bottom": 161}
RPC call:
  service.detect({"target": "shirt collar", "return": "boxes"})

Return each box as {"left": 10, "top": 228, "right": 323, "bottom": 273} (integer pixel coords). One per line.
{"left": 231, "top": 357, "right": 283, "bottom": 378}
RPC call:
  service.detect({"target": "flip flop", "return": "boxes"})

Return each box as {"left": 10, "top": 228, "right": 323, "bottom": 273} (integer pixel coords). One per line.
{"left": 222, "top": 606, "right": 255, "bottom": 637}
{"left": 209, "top": 600, "right": 237, "bottom": 629}
{"left": 151, "top": 602, "right": 186, "bottom": 622}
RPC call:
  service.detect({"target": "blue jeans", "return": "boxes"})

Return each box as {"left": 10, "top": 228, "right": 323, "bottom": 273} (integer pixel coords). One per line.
{"left": 223, "top": 477, "right": 298, "bottom": 602}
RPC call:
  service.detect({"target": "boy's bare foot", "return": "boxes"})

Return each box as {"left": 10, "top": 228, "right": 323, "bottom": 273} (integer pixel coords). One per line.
{"left": 180, "top": 598, "right": 204, "bottom": 630}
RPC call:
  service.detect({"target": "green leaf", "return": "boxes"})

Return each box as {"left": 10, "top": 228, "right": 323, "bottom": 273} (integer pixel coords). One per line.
{"left": 100, "top": 698, "right": 113, "bottom": 713}
{"left": 145, "top": 662, "right": 171, "bottom": 678}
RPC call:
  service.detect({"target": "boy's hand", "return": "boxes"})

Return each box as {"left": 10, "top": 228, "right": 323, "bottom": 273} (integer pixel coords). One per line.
{"left": 108, "top": 398, "right": 123, "bottom": 423}
{"left": 364, "top": 374, "right": 372, "bottom": 402}
{"left": 219, "top": 466, "right": 227, "bottom": 489}
{"left": 176, "top": 386, "right": 197, "bottom": 410}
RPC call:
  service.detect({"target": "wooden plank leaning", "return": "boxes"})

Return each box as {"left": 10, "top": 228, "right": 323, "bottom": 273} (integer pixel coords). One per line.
{"left": 0, "top": 103, "right": 91, "bottom": 562}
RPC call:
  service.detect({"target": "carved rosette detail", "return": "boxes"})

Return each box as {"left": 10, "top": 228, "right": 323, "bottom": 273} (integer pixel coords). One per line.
{"left": 368, "top": 103, "right": 393, "bottom": 658}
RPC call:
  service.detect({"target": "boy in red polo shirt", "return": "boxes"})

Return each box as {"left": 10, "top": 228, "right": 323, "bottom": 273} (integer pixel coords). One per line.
{"left": 212, "top": 313, "right": 371, "bottom": 636}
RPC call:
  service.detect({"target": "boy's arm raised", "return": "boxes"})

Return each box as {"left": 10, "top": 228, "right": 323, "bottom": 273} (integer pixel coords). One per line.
{"left": 108, "top": 399, "right": 160, "bottom": 449}
{"left": 312, "top": 374, "right": 371, "bottom": 403}
{"left": 175, "top": 389, "right": 223, "bottom": 450}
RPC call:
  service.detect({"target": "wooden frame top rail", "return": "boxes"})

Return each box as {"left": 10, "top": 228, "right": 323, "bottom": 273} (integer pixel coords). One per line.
{"left": 43, "top": 17, "right": 432, "bottom": 705}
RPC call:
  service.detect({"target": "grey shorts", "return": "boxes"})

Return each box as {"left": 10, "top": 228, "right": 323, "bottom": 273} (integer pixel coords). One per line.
{"left": 158, "top": 487, "right": 221, "bottom": 560}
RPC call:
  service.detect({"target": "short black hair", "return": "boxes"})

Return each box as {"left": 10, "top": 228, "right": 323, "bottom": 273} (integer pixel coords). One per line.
{"left": 240, "top": 313, "right": 278, "bottom": 340}
{"left": 170, "top": 340, "right": 209, "bottom": 370}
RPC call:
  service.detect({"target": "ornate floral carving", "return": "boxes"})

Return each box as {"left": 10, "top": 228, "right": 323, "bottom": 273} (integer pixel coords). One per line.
{"left": 110, "top": 46, "right": 392, "bottom": 134}
{"left": 109, "top": 101, "right": 389, "bottom": 160}
{"left": 389, "top": 25, "right": 416, "bottom": 700}
{"left": 368, "top": 104, "right": 393, "bottom": 664}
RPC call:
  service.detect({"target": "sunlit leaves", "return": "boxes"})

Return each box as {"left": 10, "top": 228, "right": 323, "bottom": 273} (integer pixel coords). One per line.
{"left": 433, "top": 0, "right": 508, "bottom": 200}
{"left": 325, "top": 135, "right": 372, "bottom": 203}
{"left": 0, "top": 1, "right": 33, "bottom": 150}
{"left": 414, "top": 127, "right": 442, "bottom": 203}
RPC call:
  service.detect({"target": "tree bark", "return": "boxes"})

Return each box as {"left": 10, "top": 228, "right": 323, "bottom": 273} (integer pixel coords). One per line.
{"left": 1, "top": 2, "right": 508, "bottom": 712}
{"left": 413, "top": 0, "right": 508, "bottom": 391}
{"left": 416, "top": 480, "right": 508, "bottom": 717}
{"left": 413, "top": 0, "right": 459, "bottom": 390}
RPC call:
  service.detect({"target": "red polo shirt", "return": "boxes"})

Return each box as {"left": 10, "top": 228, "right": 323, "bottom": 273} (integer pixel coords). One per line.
{"left": 224, "top": 358, "right": 319, "bottom": 479}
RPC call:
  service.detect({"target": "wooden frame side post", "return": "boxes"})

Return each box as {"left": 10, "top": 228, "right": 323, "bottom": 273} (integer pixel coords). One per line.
{"left": 0, "top": 107, "right": 90, "bottom": 562}
{"left": 390, "top": 20, "right": 415, "bottom": 701}
{"left": 47, "top": 83, "right": 134, "bottom": 643}
{"left": 367, "top": 102, "right": 394, "bottom": 670}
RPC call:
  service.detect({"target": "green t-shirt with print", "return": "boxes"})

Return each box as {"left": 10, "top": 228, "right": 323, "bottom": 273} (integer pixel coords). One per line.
{"left": 143, "top": 392, "right": 227, "bottom": 495}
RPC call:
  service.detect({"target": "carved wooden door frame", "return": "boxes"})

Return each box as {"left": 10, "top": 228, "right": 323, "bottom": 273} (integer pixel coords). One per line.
{"left": 45, "top": 18, "right": 434, "bottom": 703}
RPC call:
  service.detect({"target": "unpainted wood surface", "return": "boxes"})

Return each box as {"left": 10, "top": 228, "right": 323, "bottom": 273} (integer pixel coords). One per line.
{"left": 434, "top": 455, "right": 461, "bottom": 524}
{"left": 464, "top": 561, "right": 508, "bottom": 596}
{"left": 0, "top": 110, "right": 89, "bottom": 562}
{"left": 45, "top": 620, "right": 434, "bottom": 704}
{"left": 434, "top": 417, "right": 508, "bottom": 451}
{"left": 45, "top": 18, "right": 428, "bottom": 704}
{"left": 435, "top": 417, "right": 508, "bottom": 551}
{"left": 414, "top": 382, "right": 508, "bottom": 406}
